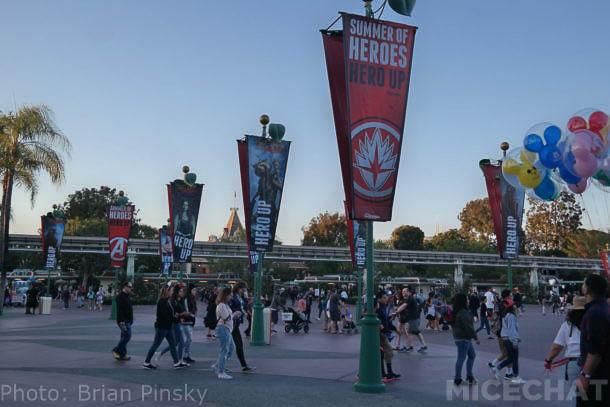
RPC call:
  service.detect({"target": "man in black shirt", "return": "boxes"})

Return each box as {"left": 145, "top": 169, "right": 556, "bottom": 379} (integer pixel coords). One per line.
{"left": 394, "top": 288, "right": 427, "bottom": 353}
{"left": 576, "top": 274, "right": 610, "bottom": 406}
{"left": 112, "top": 282, "right": 133, "bottom": 361}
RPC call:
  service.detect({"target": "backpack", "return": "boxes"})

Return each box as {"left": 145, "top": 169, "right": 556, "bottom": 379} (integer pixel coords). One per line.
{"left": 445, "top": 308, "right": 454, "bottom": 326}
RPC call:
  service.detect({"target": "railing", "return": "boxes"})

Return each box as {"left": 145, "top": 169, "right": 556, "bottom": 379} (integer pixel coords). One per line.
{"left": 8, "top": 234, "right": 602, "bottom": 271}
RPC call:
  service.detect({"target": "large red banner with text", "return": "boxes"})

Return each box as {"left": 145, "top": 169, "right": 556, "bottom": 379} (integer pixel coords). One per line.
{"left": 107, "top": 205, "right": 134, "bottom": 268}
{"left": 342, "top": 13, "right": 416, "bottom": 221}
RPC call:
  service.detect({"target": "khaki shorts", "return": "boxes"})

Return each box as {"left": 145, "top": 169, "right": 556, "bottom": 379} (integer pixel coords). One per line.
{"left": 380, "top": 334, "right": 393, "bottom": 363}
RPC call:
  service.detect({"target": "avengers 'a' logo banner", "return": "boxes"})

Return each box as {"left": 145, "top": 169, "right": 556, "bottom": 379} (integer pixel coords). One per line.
{"left": 41, "top": 216, "right": 66, "bottom": 270}
{"left": 107, "top": 205, "right": 134, "bottom": 268}
{"left": 237, "top": 135, "right": 290, "bottom": 253}
{"left": 479, "top": 160, "right": 525, "bottom": 259}
{"left": 322, "top": 14, "right": 416, "bottom": 221}
{"left": 167, "top": 181, "right": 203, "bottom": 263}
{"left": 159, "top": 228, "right": 174, "bottom": 275}
{"left": 344, "top": 201, "right": 366, "bottom": 270}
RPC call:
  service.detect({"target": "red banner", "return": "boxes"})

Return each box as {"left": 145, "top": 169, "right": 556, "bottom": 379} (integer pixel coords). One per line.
{"left": 107, "top": 205, "right": 134, "bottom": 268}
{"left": 322, "top": 15, "right": 416, "bottom": 221}
{"left": 479, "top": 161, "right": 505, "bottom": 257}
{"left": 342, "top": 13, "right": 416, "bottom": 221}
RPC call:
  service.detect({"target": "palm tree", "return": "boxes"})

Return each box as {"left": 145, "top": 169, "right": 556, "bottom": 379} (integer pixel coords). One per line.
{"left": 0, "top": 105, "right": 71, "bottom": 315}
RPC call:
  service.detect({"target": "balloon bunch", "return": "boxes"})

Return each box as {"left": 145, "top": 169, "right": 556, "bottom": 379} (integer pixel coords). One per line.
{"left": 502, "top": 109, "right": 609, "bottom": 200}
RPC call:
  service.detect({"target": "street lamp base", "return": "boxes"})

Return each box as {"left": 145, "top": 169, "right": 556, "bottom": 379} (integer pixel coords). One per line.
{"left": 354, "top": 382, "right": 386, "bottom": 394}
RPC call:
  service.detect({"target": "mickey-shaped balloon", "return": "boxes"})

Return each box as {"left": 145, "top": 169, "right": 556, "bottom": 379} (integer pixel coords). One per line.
{"left": 502, "top": 148, "right": 544, "bottom": 189}
{"left": 523, "top": 123, "right": 563, "bottom": 169}
{"left": 567, "top": 109, "right": 609, "bottom": 158}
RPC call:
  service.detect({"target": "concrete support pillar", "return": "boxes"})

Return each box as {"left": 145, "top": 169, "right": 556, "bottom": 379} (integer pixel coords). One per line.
{"left": 454, "top": 260, "right": 464, "bottom": 289}
{"left": 126, "top": 251, "right": 136, "bottom": 282}
{"left": 529, "top": 264, "right": 539, "bottom": 293}
{"left": 186, "top": 262, "right": 192, "bottom": 275}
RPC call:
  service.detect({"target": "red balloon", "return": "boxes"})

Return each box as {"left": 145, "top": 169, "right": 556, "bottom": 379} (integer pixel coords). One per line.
{"left": 568, "top": 116, "right": 587, "bottom": 132}
{"left": 589, "top": 111, "right": 608, "bottom": 132}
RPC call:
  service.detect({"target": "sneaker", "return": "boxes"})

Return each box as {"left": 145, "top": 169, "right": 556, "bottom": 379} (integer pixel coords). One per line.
{"left": 487, "top": 361, "right": 496, "bottom": 369}
{"left": 218, "top": 372, "right": 232, "bottom": 380}
{"left": 467, "top": 376, "right": 477, "bottom": 385}
{"left": 183, "top": 357, "right": 195, "bottom": 364}
{"left": 417, "top": 346, "right": 427, "bottom": 353}
{"left": 454, "top": 378, "right": 463, "bottom": 386}
{"left": 316, "top": 317, "right": 321, "bottom": 321}
{"left": 180, "top": 360, "right": 191, "bottom": 367}
{"left": 491, "top": 367, "right": 501, "bottom": 380}
{"left": 382, "top": 375, "right": 394, "bottom": 383}
{"left": 112, "top": 351, "right": 121, "bottom": 360}
{"left": 504, "top": 374, "right": 514, "bottom": 381}
{"left": 153, "top": 351, "right": 162, "bottom": 364}
{"left": 173, "top": 362, "right": 188, "bottom": 369}
{"left": 389, "top": 373, "right": 401, "bottom": 379}
{"left": 510, "top": 376, "right": 526, "bottom": 384}
{"left": 120, "top": 355, "right": 131, "bottom": 361}
{"left": 142, "top": 362, "right": 157, "bottom": 370}
{"left": 242, "top": 366, "right": 256, "bottom": 373}
{"left": 405, "top": 346, "right": 414, "bottom": 352}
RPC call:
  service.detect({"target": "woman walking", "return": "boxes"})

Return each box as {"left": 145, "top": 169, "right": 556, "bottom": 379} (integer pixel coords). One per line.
{"left": 155, "top": 284, "right": 191, "bottom": 365}
{"left": 181, "top": 286, "right": 198, "bottom": 364}
{"left": 204, "top": 287, "right": 219, "bottom": 338}
{"left": 142, "top": 286, "right": 188, "bottom": 369}
{"left": 452, "top": 293, "right": 480, "bottom": 385}
{"left": 214, "top": 287, "right": 236, "bottom": 379}
{"left": 544, "top": 296, "right": 585, "bottom": 385}
{"left": 492, "top": 299, "right": 525, "bottom": 383}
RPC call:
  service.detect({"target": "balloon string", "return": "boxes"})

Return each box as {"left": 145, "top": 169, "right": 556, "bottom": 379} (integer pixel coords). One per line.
{"left": 579, "top": 194, "right": 594, "bottom": 230}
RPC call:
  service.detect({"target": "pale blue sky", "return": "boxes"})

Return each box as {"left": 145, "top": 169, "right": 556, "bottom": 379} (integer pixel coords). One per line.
{"left": 1, "top": 0, "right": 609, "bottom": 244}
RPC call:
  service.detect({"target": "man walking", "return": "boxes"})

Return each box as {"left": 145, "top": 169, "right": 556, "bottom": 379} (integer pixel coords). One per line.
{"left": 394, "top": 288, "right": 427, "bottom": 353}
{"left": 575, "top": 274, "right": 610, "bottom": 406}
{"left": 112, "top": 282, "right": 133, "bottom": 361}
{"left": 229, "top": 283, "right": 255, "bottom": 372}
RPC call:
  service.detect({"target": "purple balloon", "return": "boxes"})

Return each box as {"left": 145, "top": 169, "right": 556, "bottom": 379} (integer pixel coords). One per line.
{"left": 568, "top": 179, "right": 587, "bottom": 194}
{"left": 573, "top": 152, "right": 598, "bottom": 177}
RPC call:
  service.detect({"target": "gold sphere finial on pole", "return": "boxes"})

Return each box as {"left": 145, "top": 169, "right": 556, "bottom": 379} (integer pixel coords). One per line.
{"left": 182, "top": 165, "right": 190, "bottom": 174}
{"left": 259, "top": 114, "right": 270, "bottom": 126}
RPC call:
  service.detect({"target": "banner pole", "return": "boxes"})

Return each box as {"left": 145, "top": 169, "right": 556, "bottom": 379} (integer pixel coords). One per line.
{"left": 355, "top": 220, "right": 385, "bottom": 393}
{"left": 109, "top": 267, "right": 119, "bottom": 321}
{"left": 250, "top": 252, "right": 265, "bottom": 346}
{"left": 47, "top": 269, "right": 51, "bottom": 296}
{"left": 355, "top": 269, "right": 363, "bottom": 323}
{"left": 507, "top": 259, "right": 513, "bottom": 291}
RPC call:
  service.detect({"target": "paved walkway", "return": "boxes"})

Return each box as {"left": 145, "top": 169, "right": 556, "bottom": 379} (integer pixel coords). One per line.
{"left": 0, "top": 302, "right": 576, "bottom": 406}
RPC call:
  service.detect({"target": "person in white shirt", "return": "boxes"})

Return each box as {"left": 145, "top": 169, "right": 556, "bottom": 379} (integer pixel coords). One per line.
{"left": 544, "top": 296, "right": 585, "bottom": 384}
{"left": 214, "top": 287, "right": 238, "bottom": 380}
{"left": 484, "top": 288, "right": 496, "bottom": 317}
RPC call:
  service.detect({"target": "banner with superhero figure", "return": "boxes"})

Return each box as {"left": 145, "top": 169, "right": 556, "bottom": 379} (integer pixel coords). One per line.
{"left": 41, "top": 215, "right": 66, "bottom": 270}
{"left": 344, "top": 201, "right": 366, "bottom": 270}
{"left": 480, "top": 159, "right": 525, "bottom": 259}
{"left": 107, "top": 205, "right": 134, "bottom": 268}
{"left": 159, "top": 227, "right": 174, "bottom": 275}
{"left": 322, "top": 14, "right": 417, "bottom": 221}
{"left": 167, "top": 181, "right": 203, "bottom": 263}
{"left": 237, "top": 135, "right": 290, "bottom": 253}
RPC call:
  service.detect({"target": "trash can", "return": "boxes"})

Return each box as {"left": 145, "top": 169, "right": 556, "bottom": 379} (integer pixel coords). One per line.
{"left": 41, "top": 296, "right": 52, "bottom": 315}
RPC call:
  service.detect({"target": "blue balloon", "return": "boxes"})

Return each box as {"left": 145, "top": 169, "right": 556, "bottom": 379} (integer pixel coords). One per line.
{"left": 524, "top": 133, "right": 544, "bottom": 152}
{"left": 539, "top": 145, "right": 562, "bottom": 169}
{"left": 534, "top": 175, "right": 556, "bottom": 200}
{"left": 558, "top": 161, "right": 581, "bottom": 184}
{"left": 543, "top": 125, "right": 561, "bottom": 145}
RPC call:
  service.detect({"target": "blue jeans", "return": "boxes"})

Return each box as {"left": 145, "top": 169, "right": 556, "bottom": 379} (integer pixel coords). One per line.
{"left": 113, "top": 323, "right": 131, "bottom": 358}
{"left": 454, "top": 340, "right": 475, "bottom": 380}
{"left": 161, "top": 323, "right": 183, "bottom": 360}
{"left": 181, "top": 324, "right": 193, "bottom": 358}
{"left": 144, "top": 328, "right": 179, "bottom": 364}
{"left": 215, "top": 325, "right": 235, "bottom": 373}
{"left": 498, "top": 340, "right": 519, "bottom": 376}
{"left": 476, "top": 315, "right": 490, "bottom": 335}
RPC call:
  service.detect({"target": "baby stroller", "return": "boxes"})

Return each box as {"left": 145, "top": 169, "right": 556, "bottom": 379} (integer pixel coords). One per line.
{"left": 342, "top": 310, "right": 358, "bottom": 334}
{"left": 283, "top": 307, "right": 309, "bottom": 334}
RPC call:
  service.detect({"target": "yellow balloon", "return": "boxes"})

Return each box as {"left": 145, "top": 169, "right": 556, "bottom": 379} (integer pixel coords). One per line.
{"left": 518, "top": 164, "right": 542, "bottom": 188}
{"left": 503, "top": 158, "right": 521, "bottom": 175}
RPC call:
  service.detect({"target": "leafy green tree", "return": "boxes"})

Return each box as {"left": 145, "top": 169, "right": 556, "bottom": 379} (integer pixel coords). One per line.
{"left": 301, "top": 211, "right": 348, "bottom": 247}
{"left": 390, "top": 225, "right": 424, "bottom": 250}
{"left": 525, "top": 192, "right": 583, "bottom": 254}
{"left": 564, "top": 229, "right": 610, "bottom": 259}
{"left": 0, "top": 105, "right": 71, "bottom": 314}
{"left": 425, "top": 229, "right": 495, "bottom": 253}
{"left": 458, "top": 198, "right": 495, "bottom": 244}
